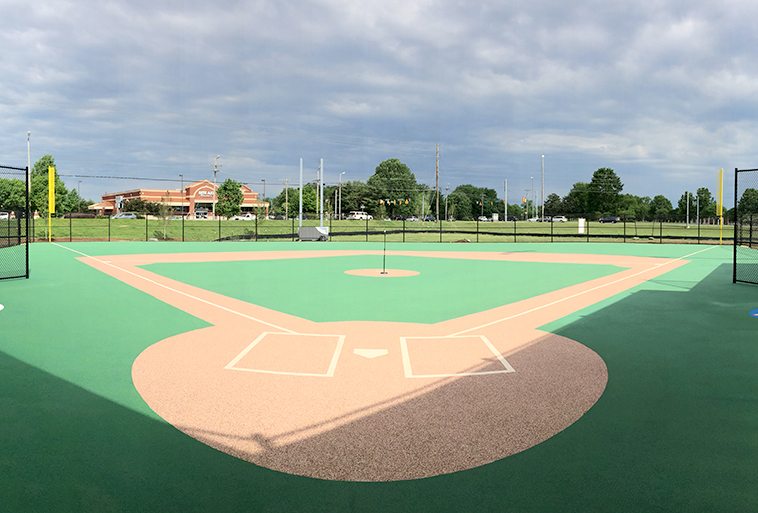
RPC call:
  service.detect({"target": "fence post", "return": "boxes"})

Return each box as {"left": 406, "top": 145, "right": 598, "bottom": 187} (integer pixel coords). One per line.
{"left": 108, "top": 215, "right": 111, "bottom": 242}
{"left": 69, "top": 215, "right": 72, "bottom": 242}
{"left": 586, "top": 218, "right": 590, "bottom": 243}
{"left": 750, "top": 215, "right": 754, "bottom": 247}
{"left": 255, "top": 216, "right": 258, "bottom": 241}
{"left": 513, "top": 219, "right": 517, "bottom": 242}
{"left": 365, "top": 217, "right": 369, "bottom": 242}
{"left": 218, "top": 217, "right": 221, "bottom": 240}
{"left": 291, "top": 218, "right": 295, "bottom": 241}
{"left": 182, "top": 215, "right": 185, "bottom": 242}
{"left": 659, "top": 221, "right": 663, "bottom": 243}
{"left": 403, "top": 219, "right": 406, "bottom": 243}
{"left": 439, "top": 218, "right": 442, "bottom": 243}
{"left": 623, "top": 218, "right": 626, "bottom": 243}
{"left": 476, "top": 218, "right": 479, "bottom": 243}
{"left": 550, "top": 218, "right": 554, "bottom": 243}
{"left": 145, "top": 214, "right": 148, "bottom": 241}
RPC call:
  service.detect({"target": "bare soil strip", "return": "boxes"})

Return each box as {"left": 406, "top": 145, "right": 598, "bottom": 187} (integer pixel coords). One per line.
{"left": 78, "top": 250, "right": 686, "bottom": 481}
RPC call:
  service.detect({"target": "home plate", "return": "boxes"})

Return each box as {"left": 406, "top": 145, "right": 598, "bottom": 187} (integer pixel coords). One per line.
{"left": 353, "top": 348, "right": 389, "bottom": 359}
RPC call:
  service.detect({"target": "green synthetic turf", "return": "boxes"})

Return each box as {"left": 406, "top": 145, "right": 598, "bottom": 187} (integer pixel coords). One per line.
{"left": 1, "top": 242, "right": 756, "bottom": 512}
{"left": 142, "top": 255, "right": 622, "bottom": 323}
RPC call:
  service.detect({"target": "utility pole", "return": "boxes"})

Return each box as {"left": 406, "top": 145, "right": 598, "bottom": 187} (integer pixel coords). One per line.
{"left": 530, "top": 176, "right": 534, "bottom": 219}
{"left": 212, "top": 155, "right": 221, "bottom": 217}
{"left": 504, "top": 179, "right": 508, "bottom": 221}
{"left": 319, "top": 158, "right": 324, "bottom": 227}
{"left": 435, "top": 144, "right": 440, "bottom": 221}
{"left": 445, "top": 183, "right": 450, "bottom": 221}
{"left": 686, "top": 191, "right": 690, "bottom": 228}
{"left": 284, "top": 178, "right": 289, "bottom": 219}
{"left": 339, "top": 171, "right": 346, "bottom": 219}
{"left": 26, "top": 131, "right": 31, "bottom": 194}
{"left": 480, "top": 191, "right": 484, "bottom": 216}
{"left": 540, "top": 154, "right": 545, "bottom": 220}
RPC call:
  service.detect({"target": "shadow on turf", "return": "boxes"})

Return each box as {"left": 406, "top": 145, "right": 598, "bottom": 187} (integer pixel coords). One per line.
{"left": 3, "top": 264, "right": 757, "bottom": 513}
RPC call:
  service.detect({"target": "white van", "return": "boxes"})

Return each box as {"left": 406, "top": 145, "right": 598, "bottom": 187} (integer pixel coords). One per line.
{"left": 346, "top": 211, "right": 373, "bottom": 220}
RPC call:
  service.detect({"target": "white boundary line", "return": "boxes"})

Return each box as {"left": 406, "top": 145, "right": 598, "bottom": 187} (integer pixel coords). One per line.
{"left": 449, "top": 245, "right": 718, "bottom": 337}
{"left": 225, "top": 331, "right": 345, "bottom": 377}
{"left": 400, "top": 335, "right": 515, "bottom": 378}
{"left": 52, "top": 242, "right": 296, "bottom": 334}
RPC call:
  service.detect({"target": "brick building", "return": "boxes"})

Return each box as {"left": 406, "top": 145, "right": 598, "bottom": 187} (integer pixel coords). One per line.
{"left": 88, "top": 179, "right": 268, "bottom": 218}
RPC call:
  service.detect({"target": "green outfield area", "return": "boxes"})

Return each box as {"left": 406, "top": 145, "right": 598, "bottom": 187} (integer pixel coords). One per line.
{"left": 143, "top": 255, "right": 622, "bottom": 323}
{"left": 1, "top": 242, "right": 756, "bottom": 512}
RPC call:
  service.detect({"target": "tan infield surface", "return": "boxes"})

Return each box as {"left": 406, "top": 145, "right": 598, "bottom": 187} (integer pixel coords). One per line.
{"left": 77, "top": 250, "right": 687, "bottom": 481}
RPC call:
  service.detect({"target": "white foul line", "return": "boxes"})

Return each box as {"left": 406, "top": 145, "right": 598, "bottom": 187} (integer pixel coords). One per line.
{"left": 52, "top": 243, "right": 296, "bottom": 334}
{"left": 449, "top": 245, "right": 718, "bottom": 337}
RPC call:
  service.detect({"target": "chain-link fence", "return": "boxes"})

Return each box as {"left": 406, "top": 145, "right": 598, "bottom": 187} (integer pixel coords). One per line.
{"left": 0, "top": 165, "right": 29, "bottom": 280}
{"left": 734, "top": 168, "right": 758, "bottom": 285}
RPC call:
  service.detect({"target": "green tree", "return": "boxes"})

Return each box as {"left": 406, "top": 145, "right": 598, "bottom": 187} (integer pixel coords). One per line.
{"left": 447, "top": 191, "right": 472, "bottom": 220}
{"left": 123, "top": 198, "right": 159, "bottom": 215}
{"left": 450, "top": 184, "right": 497, "bottom": 219}
{"left": 676, "top": 191, "right": 697, "bottom": 222}
{"left": 696, "top": 187, "right": 715, "bottom": 219}
{"left": 618, "top": 194, "right": 651, "bottom": 221}
{"left": 543, "top": 193, "right": 562, "bottom": 215}
{"left": 650, "top": 195, "right": 674, "bottom": 220}
{"left": 340, "top": 181, "right": 373, "bottom": 216}
{"left": 588, "top": 168, "right": 623, "bottom": 215}
{"left": 30, "top": 155, "right": 69, "bottom": 215}
{"left": 0, "top": 178, "right": 26, "bottom": 212}
{"left": 738, "top": 188, "right": 758, "bottom": 216}
{"left": 216, "top": 179, "right": 244, "bottom": 218}
{"left": 367, "top": 159, "right": 418, "bottom": 218}
{"left": 562, "top": 182, "right": 590, "bottom": 215}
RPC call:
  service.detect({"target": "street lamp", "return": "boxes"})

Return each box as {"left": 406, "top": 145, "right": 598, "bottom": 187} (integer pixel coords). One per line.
{"left": 212, "top": 155, "right": 221, "bottom": 217}
{"left": 339, "top": 171, "right": 346, "bottom": 219}
{"left": 445, "top": 183, "right": 450, "bottom": 221}
{"left": 540, "top": 154, "right": 545, "bottom": 220}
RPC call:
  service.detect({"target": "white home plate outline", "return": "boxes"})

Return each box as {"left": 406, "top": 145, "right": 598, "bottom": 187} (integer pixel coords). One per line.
{"left": 225, "top": 331, "right": 346, "bottom": 377}
{"left": 399, "top": 335, "right": 516, "bottom": 378}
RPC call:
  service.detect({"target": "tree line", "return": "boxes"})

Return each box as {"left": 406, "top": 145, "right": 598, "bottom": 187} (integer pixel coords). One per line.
{"left": 2, "top": 155, "right": 757, "bottom": 221}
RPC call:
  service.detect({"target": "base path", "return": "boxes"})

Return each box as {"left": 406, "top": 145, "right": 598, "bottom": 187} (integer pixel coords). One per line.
{"left": 78, "top": 249, "right": 688, "bottom": 481}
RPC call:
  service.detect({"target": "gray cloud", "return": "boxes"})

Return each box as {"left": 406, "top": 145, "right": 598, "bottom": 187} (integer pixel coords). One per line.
{"left": 1, "top": 0, "right": 756, "bottom": 203}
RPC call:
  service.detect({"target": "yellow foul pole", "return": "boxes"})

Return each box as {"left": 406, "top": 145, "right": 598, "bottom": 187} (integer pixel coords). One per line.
{"left": 717, "top": 168, "right": 724, "bottom": 245}
{"left": 48, "top": 165, "right": 56, "bottom": 242}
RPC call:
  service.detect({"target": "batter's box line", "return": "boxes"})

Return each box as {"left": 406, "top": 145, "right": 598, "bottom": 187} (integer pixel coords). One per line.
{"left": 224, "top": 331, "right": 345, "bottom": 378}
{"left": 399, "top": 335, "right": 516, "bottom": 378}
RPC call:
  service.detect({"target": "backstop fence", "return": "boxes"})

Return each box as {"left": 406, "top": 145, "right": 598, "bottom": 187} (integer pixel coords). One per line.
{"left": 0, "top": 164, "right": 29, "bottom": 280}
{"left": 734, "top": 167, "right": 758, "bottom": 285}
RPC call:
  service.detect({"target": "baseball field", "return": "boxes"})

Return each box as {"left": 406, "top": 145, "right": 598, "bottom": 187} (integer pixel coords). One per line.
{"left": 1, "top": 241, "right": 756, "bottom": 512}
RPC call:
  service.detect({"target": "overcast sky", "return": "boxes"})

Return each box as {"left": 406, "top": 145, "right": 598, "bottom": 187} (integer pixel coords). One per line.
{"left": 1, "top": 0, "right": 756, "bottom": 204}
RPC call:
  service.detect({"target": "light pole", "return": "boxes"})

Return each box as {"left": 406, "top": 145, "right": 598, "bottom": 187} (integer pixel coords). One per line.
{"left": 212, "top": 155, "right": 221, "bottom": 217}
{"left": 179, "top": 174, "right": 184, "bottom": 216}
{"left": 540, "top": 155, "right": 545, "bottom": 220}
{"left": 445, "top": 183, "right": 450, "bottom": 221}
{"left": 339, "top": 171, "right": 346, "bottom": 219}
{"left": 504, "top": 179, "right": 508, "bottom": 221}
{"left": 530, "top": 176, "right": 534, "bottom": 219}
{"left": 26, "top": 131, "right": 31, "bottom": 194}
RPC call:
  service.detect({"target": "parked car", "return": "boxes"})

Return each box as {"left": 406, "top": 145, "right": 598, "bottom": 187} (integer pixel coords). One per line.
{"left": 346, "top": 210, "right": 373, "bottom": 220}
{"left": 405, "top": 216, "right": 419, "bottom": 222}
{"left": 477, "top": 216, "right": 491, "bottom": 222}
{"left": 505, "top": 215, "right": 518, "bottom": 221}
{"left": 111, "top": 212, "right": 137, "bottom": 219}
{"left": 551, "top": 215, "right": 568, "bottom": 222}
{"left": 598, "top": 215, "right": 621, "bottom": 223}
{"left": 527, "top": 217, "right": 540, "bottom": 222}
{"left": 232, "top": 213, "right": 256, "bottom": 221}
{"left": 0, "top": 212, "right": 9, "bottom": 220}
{"left": 423, "top": 215, "right": 437, "bottom": 222}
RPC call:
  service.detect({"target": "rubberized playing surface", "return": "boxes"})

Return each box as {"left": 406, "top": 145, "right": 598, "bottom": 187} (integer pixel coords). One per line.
{"left": 1, "top": 242, "right": 757, "bottom": 512}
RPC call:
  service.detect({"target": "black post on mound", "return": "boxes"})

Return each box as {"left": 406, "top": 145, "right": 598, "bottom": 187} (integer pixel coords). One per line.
{"left": 381, "top": 230, "right": 388, "bottom": 274}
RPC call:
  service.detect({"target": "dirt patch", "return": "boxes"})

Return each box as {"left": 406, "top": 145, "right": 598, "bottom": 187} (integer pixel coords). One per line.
{"left": 344, "top": 268, "right": 420, "bottom": 277}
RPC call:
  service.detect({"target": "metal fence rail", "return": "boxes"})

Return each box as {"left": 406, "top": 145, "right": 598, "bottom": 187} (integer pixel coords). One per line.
{"left": 29, "top": 214, "right": 736, "bottom": 246}
{"left": 734, "top": 168, "right": 758, "bottom": 285}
